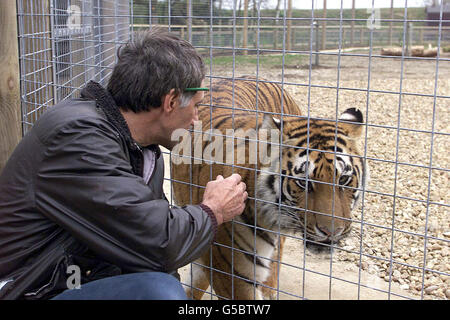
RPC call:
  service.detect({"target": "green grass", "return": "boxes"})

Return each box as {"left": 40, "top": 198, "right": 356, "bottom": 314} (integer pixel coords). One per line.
{"left": 204, "top": 53, "right": 304, "bottom": 68}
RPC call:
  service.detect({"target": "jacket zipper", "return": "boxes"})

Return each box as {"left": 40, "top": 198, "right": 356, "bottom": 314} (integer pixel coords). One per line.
{"left": 134, "top": 142, "right": 142, "bottom": 153}
{"left": 134, "top": 142, "right": 145, "bottom": 177}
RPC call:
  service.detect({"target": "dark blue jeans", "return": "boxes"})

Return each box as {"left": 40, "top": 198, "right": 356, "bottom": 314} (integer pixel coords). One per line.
{"left": 51, "top": 272, "right": 187, "bottom": 300}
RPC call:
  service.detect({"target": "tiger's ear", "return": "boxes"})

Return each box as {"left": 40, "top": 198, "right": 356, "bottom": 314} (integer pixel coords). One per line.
{"left": 339, "top": 108, "right": 364, "bottom": 138}
{"left": 261, "top": 114, "right": 282, "bottom": 131}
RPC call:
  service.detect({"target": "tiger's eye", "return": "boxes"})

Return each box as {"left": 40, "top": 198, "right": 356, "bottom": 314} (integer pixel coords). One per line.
{"left": 339, "top": 175, "right": 352, "bottom": 186}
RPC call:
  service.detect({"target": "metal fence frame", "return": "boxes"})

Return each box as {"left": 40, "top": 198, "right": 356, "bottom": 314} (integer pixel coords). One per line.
{"left": 15, "top": 0, "right": 449, "bottom": 300}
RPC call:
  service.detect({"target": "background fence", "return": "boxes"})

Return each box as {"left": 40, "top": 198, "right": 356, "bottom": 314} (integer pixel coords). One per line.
{"left": 16, "top": 0, "right": 130, "bottom": 133}
{"left": 7, "top": 0, "right": 450, "bottom": 300}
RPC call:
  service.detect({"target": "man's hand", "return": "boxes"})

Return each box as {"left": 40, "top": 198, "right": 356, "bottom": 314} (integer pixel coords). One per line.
{"left": 201, "top": 173, "right": 248, "bottom": 225}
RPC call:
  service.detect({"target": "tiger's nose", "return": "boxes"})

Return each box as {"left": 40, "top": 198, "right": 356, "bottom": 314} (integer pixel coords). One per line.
{"left": 317, "top": 225, "right": 344, "bottom": 238}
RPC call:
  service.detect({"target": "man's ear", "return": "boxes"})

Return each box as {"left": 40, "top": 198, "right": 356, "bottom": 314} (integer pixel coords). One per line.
{"left": 162, "top": 89, "right": 179, "bottom": 113}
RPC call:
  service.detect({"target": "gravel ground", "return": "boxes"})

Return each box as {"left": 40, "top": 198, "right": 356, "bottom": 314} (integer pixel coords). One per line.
{"left": 176, "top": 50, "right": 450, "bottom": 299}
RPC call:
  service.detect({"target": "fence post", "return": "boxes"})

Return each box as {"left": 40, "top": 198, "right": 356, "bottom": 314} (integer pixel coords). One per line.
{"left": 321, "top": 0, "right": 327, "bottom": 50}
{"left": 286, "top": 0, "right": 292, "bottom": 51}
{"left": 405, "top": 22, "right": 412, "bottom": 56}
{"left": 242, "top": 0, "right": 249, "bottom": 55}
{"left": 0, "top": 1, "right": 22, "bottom": 172}
{"left": 409, "top": 22, "right": 414, "bottom": 50}
{"left": 186, "top": 0, "right": 192, "bottom": 43}
{"left": 314, "top": 20, "right": 320, "bottom": 66}
{"left": 351, "top": 0, "right": 355, "bottom": 47}
{"left": 389, "top": 0, "right": 394, "bottom": 45}
{"left": 360, "top": 26, "right": 363, "bottom": 46}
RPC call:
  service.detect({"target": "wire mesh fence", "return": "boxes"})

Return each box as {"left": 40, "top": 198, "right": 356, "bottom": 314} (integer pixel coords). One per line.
{"left": 17, "top": 0, "right": 130, "bottom": 133}
{"left": 16, "top": 0, "right": 449, "bottom": 300}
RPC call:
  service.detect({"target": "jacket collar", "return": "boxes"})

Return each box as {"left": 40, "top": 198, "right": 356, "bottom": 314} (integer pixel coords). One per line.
{"left": 81, "top": 81, "right": 136, "bottom": 149}
{"left": 80, "top": 81, "right": 161, "bottom": 155}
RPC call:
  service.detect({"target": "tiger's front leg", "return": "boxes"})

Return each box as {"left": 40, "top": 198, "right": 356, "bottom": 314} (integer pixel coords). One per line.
{"left": 184, "top": 255, "right": 212, "bottom": 300}
{"left": 260, "top": 236, "right": 286, "bottom": 300}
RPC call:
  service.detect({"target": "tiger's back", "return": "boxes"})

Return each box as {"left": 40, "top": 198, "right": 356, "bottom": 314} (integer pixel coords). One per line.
{"left": 172, "top": 77, "right": 301, "bottom": 209}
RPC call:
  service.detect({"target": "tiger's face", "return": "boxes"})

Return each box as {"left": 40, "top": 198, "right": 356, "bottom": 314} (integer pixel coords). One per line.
{"left": 258, "top": 108, "right": 368, "bottom": 243}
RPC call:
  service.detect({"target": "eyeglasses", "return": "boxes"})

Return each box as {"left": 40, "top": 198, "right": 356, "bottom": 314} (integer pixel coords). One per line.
{"left": 184, "top": 87, "right": 209, "bottom": 92}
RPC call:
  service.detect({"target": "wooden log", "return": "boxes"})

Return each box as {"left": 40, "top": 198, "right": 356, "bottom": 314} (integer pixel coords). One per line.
{"left": 422, "top": 48, "right": 438, "bottom": 57}
{"left": 381, "top": 47, "right": 402, "bottom": 56}
{"left": 381, "top": 45, "right": 438, "bottom": 57}
{"left": 411, "top": 45, "right": 438, "bottom": 57}
{"left": 0, "top": 1, "right": 21, "bottom": 172}
{"left": 411, "top": 45, "right": 424, "bottom": 56}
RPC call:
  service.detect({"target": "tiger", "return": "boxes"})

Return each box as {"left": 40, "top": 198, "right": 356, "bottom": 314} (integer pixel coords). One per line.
{"left": 170, "top": 77, "right": 369, "bottom": 300}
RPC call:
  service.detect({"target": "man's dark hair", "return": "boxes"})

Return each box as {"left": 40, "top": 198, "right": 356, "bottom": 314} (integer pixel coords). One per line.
{"left": 107, "top": 28, "right": 205, "bottom": 112}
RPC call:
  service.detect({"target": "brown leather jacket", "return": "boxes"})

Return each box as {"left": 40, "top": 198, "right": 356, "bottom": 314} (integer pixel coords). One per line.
{"left": 0, "top": 81, "right": 216, "bottom": 299}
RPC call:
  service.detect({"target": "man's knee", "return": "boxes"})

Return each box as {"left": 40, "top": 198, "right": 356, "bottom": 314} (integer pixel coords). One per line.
{"left": 53, "top": 271, "right": 187, "bottom": 300}
{"left": 136, "top": 272, "right": 187, "bottom": 300}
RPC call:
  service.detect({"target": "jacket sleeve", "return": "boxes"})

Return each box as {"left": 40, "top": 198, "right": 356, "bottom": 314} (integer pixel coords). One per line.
{"left": 34, "top": 116, "right": 215, "bottom": 273}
